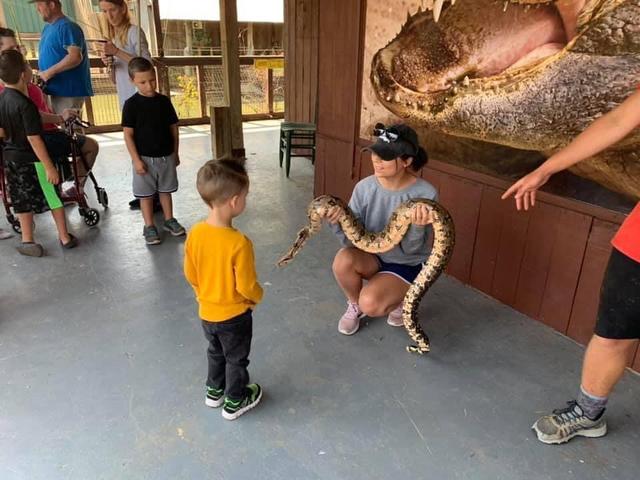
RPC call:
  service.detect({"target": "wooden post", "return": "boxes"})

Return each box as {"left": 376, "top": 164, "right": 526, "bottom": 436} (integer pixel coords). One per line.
{"left": 150, "top": 0, "right": 164, "bottom": 57}
{"left": 150, "top": 0, "right": 170, "bottom": 97}
{"left": 210, "top": 106, "right": 233, "bottom": 160}
{"left": 219, "top": 0, "right": 245, "bottom": 160}
{"left": 196, "top": 65, "right": 208, "bottom": 118}
{"left": 267, "top": 68, "right": 274, "bottom": 116}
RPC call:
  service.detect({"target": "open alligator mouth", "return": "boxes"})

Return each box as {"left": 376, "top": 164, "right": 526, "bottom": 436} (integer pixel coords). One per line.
{"left": 373, "top": 0, "right": 590, "bottom": 97}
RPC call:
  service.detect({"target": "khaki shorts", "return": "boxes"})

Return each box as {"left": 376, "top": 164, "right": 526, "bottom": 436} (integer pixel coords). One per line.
{"left": 132, "top": 153, "right": 179, "bottom": 198}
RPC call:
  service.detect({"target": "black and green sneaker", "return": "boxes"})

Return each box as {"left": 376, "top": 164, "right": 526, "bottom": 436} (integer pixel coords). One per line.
{"left": 222, "top": 383, "right": 263, "bottom": 420}
{"left": 205, "top": 387, "right": 225, "bottom": 408}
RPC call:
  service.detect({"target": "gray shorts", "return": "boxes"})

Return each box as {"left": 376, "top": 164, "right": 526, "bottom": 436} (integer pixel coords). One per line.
{"left": 132, "top": 153, "right": 179, "bottom": 198}
{"left": 50, "top": 96, "right": 85, "bottom": 114}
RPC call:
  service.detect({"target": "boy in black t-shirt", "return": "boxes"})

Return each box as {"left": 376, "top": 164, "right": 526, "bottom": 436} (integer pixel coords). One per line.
{"left": 122, "top": 57, "right": 185, "bottom": 245}
{"left": 0, "top": 50, "right": 77, "bottom": 257}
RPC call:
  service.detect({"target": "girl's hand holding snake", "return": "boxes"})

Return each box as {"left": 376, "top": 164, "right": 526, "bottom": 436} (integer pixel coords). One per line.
{"left": 411, "top": 204, "right": 432, "bottom": 226}
{"left": 321, "top": 206, "right": 342, "bottom": 224}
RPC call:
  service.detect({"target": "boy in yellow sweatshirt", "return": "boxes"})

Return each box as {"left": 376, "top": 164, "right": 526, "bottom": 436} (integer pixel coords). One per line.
{"left": 184, "top": 159, "right": 264, "bottom": 420}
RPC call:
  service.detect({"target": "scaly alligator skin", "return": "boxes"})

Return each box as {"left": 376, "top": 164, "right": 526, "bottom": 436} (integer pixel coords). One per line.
{"left": 372, "top": 0, "right": 640, "bottom": 199}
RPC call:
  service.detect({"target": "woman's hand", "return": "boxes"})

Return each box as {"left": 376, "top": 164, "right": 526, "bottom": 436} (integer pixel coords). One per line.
{"left": 501, "top": 167, "right": 551, "bottom": 211}
{"left": 103, "top": 41, "right": 119, "bottom": 56}
{"left": 320, "top": 206, "right": 342, "bottom": 224}
{"left": 411, "top": 204, "right": 432, "bottom": 226}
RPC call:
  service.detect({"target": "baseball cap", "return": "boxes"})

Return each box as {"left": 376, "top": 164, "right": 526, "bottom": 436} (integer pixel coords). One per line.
{"left": 28, "top": 0, "right": 61, "bottom": 4}
{"left": 363, "top": 123, "right": 420, "bottom": 160}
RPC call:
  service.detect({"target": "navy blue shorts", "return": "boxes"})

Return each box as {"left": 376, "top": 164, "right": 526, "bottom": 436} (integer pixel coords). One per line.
{"left": 376, "top": 256, "right": 423, "bottom": 284}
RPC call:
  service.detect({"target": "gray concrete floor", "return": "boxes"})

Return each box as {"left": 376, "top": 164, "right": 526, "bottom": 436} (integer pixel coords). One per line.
{"left": 1, "top": 121, "right": 639, "bottom": 480}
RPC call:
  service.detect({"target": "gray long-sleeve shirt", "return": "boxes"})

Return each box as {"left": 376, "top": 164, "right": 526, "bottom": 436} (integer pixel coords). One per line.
{"left": 332, "top": 176, "right": 439, "bottom": 265}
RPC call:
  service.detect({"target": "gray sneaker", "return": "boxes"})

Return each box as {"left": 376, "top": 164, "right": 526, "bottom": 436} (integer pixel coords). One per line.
{"left": 143, "top": 225, "right": 162, "bottom": 245}
{"left": 163, "top": 218, "right": 186, "bottom": 236}
{"left": 532, "top": 401, "right": 607, "bottom": 444}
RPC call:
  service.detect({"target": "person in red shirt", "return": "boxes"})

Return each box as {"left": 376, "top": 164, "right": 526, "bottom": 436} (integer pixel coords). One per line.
{"left": 0, "top": 28, "right": 98, "bottom": 189}
{"left": 503, "top": 88, "right": 640, "bottom": 445}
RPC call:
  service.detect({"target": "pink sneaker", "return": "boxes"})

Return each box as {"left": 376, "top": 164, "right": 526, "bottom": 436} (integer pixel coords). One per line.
{"left": 338, "top": 302, "right": 363, "bottom": 335}
{"left": 387, "top": 304, "right": 404, "bottom": 327}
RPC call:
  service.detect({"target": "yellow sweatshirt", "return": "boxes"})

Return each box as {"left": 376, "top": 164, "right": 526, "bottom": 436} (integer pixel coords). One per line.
{"left": 184, "top": 222, "right": 263, "bottom": 322}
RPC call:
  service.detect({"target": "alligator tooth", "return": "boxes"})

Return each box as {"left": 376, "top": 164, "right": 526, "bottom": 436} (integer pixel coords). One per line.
{"left": 385, "top": 94, "right": 392, "bottom": 102}
{"left": 452, "top": 86, "right": 459, "bottom": 95}
{"left": 394, "top": 92, "right": 401, "bottom": 102}
{"left": 433, "top": 0, "right": 444, "bottom": 22}
{"left": 462, "top": 75, "right": 470, "bottom": 86}
{"left": 451, "top": 0, "right": 456, "bottom": 4}
{"left": 503, "top": 1, "right": 508, "bottom": 12}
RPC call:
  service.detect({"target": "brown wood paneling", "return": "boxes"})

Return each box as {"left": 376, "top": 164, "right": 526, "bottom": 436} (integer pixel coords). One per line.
{"left": 435, "top": 174, "right": 483, "bottom": 283}
{"left": 469, "top": 187, "right": 507, "bottom": 295}
{"left": 566, "top": 219, "right": 618, "bottom": 345}
{"left": 284, "top": 0, "right": 319, "bottom": 124}
{"left": 491, "top": 197, "right": 531, "bottom": 306}
{"left": 317, "top": 0, "right": 362, "bottom": 142}
{"left": 537, "top": 210, "right": 592, "bottom": 333}
{"left": 469, "top": 187, "right": 531, "bottom": 301}
{"left": 513, "top": 203, "right": 559, "bottom": 318}
{"left": 317, "top": 135, "right": 357, "bottom": 201}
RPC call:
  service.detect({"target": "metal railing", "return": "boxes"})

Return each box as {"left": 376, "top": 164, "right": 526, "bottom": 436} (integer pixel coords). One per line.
{"left": 29, "top": 55, "right": 285, "bottom": 133}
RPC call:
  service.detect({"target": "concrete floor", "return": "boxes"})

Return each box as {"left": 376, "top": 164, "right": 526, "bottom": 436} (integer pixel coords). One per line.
{"left": 1, "top": 121, "right": 639, "bottom": 480}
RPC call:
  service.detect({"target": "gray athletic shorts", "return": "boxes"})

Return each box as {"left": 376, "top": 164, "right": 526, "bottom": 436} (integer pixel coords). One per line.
{"left": 132, "top": 153, "right": 179, "bottom": 198}
{"left": 50, "top": 96, "right": 85, "bottom": 114}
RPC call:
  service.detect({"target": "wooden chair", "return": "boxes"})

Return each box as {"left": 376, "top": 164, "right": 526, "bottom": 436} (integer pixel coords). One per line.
{"left": 279, "top": 122, "right": 316, "bottom": 177}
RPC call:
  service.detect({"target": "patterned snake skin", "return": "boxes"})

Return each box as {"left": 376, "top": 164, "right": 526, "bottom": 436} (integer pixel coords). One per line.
{"left": 277, "top": 195, "right": 455, "bottom": 354}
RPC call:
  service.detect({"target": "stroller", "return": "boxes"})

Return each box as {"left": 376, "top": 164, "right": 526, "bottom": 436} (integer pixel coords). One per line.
{"left": 0, "top": 118, "right": 108, "bottom": 233}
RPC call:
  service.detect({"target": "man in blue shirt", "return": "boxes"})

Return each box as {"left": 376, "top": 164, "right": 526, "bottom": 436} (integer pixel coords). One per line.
{"left": 31, "top": 0, "right": 93, "bottom": 113}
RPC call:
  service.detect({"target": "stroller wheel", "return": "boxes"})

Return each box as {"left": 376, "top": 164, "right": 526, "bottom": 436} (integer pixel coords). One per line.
{"left": 97, "top": 188, "right": 109, "bottom": 208}
{"left": 83, "top": 208, "right": 100, "bottom": 227}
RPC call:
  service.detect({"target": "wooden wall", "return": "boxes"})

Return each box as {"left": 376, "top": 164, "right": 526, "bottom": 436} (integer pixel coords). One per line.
{"left": 284, "top": 0, "right": 319, "bottom": 124}
{"left": 307, "top": 0, "right": 640, "bottom": 371}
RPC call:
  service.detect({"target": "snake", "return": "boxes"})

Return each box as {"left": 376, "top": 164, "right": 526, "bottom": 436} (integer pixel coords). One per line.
{"left": 277, "top": 195, "right": 455, "bottom": 354}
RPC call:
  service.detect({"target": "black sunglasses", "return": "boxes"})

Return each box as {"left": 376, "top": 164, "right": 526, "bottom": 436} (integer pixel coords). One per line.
{"left": 372, "top": 123, "right": 399, "bottom": 143}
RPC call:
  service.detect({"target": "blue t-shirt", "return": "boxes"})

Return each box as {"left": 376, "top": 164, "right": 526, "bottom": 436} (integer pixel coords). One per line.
{"left": 38, "top": 16, "right": 93, "bottom": 97}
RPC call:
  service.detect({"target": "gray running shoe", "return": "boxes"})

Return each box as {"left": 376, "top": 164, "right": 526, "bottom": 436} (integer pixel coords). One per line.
{"left": 532, "top": 400, "right": 607, "bottom": 444}
{"left": 163, "top": 218, "right": 186, "bottom": 236}
{"left": 143, "top": 225, "right": 162, "bottom": 245}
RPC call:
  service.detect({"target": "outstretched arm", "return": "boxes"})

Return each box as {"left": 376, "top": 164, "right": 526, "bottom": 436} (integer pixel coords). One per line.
{"left": 502, "top": 89, "right": 640, "bottom": 210}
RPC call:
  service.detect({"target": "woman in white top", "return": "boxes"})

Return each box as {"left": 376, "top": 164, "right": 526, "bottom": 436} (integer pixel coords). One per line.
{"left": 99, "top": 0, "right": 152, "bottom": 109}
{"left": 99, "top": 0, "right": 155, "bottom": 208}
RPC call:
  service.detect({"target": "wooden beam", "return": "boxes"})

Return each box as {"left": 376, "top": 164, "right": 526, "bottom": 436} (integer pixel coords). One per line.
{"left": 150, "top": 0, "right": 164, "bottom": 58}
{"left": 219, "top": 0, "right": 245, "bottom": 159}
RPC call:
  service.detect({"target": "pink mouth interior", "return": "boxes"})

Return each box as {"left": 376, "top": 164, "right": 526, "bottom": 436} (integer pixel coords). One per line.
{"left": 390, "top": 1, "right": 581, "bottom": 93}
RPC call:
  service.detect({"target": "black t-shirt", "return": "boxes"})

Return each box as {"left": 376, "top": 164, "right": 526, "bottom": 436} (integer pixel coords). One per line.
{"left": 0, "top": 87, "right": 43, "bottom": 158}
{"left": 121, "top": 92, "right": 179, "bottom": 157}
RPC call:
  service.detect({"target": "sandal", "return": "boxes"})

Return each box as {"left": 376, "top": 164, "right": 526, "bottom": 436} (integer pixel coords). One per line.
{"left": 60, "top": 234, "right": 78, "bottom": 249}
{"left": 17, "top": 242, "right": 44, "bottom": 257}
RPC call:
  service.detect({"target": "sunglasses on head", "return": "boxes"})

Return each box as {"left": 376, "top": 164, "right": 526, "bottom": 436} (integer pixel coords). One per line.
{"left": 372, "top": 123, "right": 399, "bottom": 143}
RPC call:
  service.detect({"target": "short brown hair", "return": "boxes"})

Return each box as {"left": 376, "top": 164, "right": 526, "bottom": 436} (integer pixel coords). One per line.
{"left": 0, "top": 50, "right": 26, "bottom": 85}
{"left": 128, "top": 56, "right": 153, "bottom": 79}
{"left": 197, "top": 159, "right": 249, "bottom": 206}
